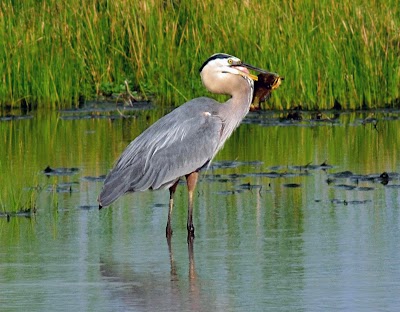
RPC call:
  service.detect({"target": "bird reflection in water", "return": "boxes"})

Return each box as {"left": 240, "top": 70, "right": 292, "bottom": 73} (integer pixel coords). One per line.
{"left": 99, "top": 240, "right": 208, "bottom": 311}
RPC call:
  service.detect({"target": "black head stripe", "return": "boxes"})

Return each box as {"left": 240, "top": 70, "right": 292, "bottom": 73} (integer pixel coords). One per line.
{"left": 199, "top": 53, "right": 233, "bottom": 73}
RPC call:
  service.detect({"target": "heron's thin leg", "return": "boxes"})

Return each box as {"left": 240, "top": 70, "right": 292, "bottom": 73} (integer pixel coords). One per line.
{"left": 166, "top": 180, "right": 179, "bottom": 239}
{"left": 167, "top": 234, "right": 177, "bottom": 281}
{"left": 186, "top": 171, "right": 198, "bottom": 241}
{"left": 188, "top": 238, "right": 196, "bottom": 281}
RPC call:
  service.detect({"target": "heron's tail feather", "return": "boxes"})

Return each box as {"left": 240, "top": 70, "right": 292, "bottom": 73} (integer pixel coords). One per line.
{"left": 98, "top": 171, "right": 131, "bottom": 207}
{"left": 98, "top": 161, "right": 152, "bottom": 207}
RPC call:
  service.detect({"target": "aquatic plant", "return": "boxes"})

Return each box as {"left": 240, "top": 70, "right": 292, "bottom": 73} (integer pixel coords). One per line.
{"left": 0, "top": 160, "right": 38, "bottom": 216}
{"left": 0, "top": 0, "right": 399, "bottom": 109}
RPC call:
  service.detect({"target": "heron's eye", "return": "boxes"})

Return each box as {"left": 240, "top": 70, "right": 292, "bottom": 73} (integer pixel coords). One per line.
{"left": 227, "top": 59, "right": 233, "bottom": 65}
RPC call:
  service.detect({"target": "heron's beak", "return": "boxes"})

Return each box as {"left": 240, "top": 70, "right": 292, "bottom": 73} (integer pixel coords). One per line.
{"left": 246, "top": 72, "right": 259, "bottom": 81}
{"left": 242, "top": 62, "right": 280, "bottom": 81}
{"left": 233, "top": 66, "right": 259, "bottom": 81}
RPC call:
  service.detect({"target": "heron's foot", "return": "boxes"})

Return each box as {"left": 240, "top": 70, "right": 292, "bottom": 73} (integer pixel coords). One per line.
{"left": 166, "top": 224, "right": 173, "bottom": 238}
{"left": 187, "top": 224, "right": 195, "bottom": 242}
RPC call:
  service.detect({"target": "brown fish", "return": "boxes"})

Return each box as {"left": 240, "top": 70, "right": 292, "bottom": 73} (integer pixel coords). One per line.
{"left": 251, "top": 73, "right": 284, "bottom": 110}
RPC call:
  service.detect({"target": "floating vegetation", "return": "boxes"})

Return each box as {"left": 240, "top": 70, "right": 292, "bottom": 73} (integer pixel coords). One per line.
{"left": 350, "top": 174, "right": 380, "bottom": 183}
{"left": 356, "top": 186, "right": 375, "bottom": 191}
{"left": 216, "top": 190, "right": 243, "bottom": 196}
{"left": 249, "top": 172, "right": 283, "bottom": 178}
{"left": 283, "top": 183, "right": 302, "bottom": 188}
{"left": 202, "top": 173, "right": 246, "bottom": 183}
{"left": 46, "top": 182, "right": 79, "bottom": 193}
{"left": 330, "top": 171, "right": 400, "bottom": 186}
{"left": 334, "top": 184, "right": 357, "bottom": 190}
{"left": 244, "top": 111, "right": 343, "bottom": 127}
{"left": 284, "top": 109, "right": 303, "bottom": 121}
{"left": 2, "top": 108, "right": 400, "bottom": 215}
{"left": 248, "top": 171, "right": 310, "bottom": 178}
{"left": 384, "top": 184, "right": 400, "bottom": 189}
{"left": 237, "top": 183, "right": 262, "bottom": 191}
{"left": 0, "top": 115, "right": 33, "bottom": 122}
{"left": 290, "top": 161, "right": 333, "bottom": 171}
{"left": 209, "top": 161, "right": 244, "bottom": 170}
{"left": 81, "top": 175, "right": 106, "bottom": 182}
{"left": 79, "top": 205, "right": 99, "bottom": 210}
{"left": 330, "top": 171, "right": 354, "bottom": 178}
{"left": 331, "top": 199, "right": 372, "bottom": 205}
{"left": 43, "top": 166, "right": 79, "bottom": 176}
{"left": 0, "top": 207, "right": 36, "bottom": 221}
{"left": 59, "top": 101, "right": 153, "bottom": 120}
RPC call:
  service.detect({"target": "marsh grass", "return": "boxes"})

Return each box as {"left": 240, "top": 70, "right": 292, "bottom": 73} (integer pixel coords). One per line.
{"left": 0, "top": 118, "right": 41, "bottom": 214}
{"left": 0, "top": 0, "right": 399, "bottom": 109}
{"left": 0, "top": 160, "right": 39, "bottom": 215}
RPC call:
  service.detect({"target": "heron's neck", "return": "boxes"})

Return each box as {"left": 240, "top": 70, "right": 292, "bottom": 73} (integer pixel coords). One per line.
{"left": 223, "top": 81, "right": 253, "bottom": 127}
{"left": 219, "top": 80, "right": 253, "bottom": 141}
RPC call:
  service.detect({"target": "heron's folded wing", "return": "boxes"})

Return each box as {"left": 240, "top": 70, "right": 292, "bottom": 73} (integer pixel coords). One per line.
{"left": 124, "top": 107, "right": 223, "bottom": 191}
{"left": 148, "top": 112, "right": 223, "bottom": 190}
{"left": 98, "top": 99, "right": 224, "bottom": 206}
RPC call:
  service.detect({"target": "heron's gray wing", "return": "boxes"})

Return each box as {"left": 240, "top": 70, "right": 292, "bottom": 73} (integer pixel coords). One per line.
{"left": 98, "top": 98, "right": 223, "bottom": 207}
{"left": 148, "top": 109, "right": 223, "bottom": 190}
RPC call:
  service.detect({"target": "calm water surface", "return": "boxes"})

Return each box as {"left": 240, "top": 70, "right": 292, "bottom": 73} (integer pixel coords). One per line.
{"left": 1, "top": 107, "right": 400, "bottom": 311}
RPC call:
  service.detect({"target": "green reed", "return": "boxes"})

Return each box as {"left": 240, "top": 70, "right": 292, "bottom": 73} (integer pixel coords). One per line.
{"left": 0, "top": 0, "right": 399, "bottom": 110}
{"left": 0, "top": 121, "right": 39, "bottom": 214}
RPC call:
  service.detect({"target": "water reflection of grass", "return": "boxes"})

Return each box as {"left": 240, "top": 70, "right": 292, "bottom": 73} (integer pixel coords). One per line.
{"left": 0, "top": 168, "right": 38, "bottom": 216}
{"left": 1, "top": 109, "right": 400, "bottom": 212}
{"left": 0, "top": 0, "right": 398, "bottom": 109}
{"left": 0, "top": 109, "right": 163, "bottom": 212}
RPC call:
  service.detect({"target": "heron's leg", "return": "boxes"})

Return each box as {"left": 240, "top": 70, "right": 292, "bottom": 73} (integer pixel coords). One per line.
{"left": 186, "top": 171, "right": 199, "bottom": 241}
{"left": 166, "top": 180, "right": 179, "bottom": 239}
{"left": 188, "top": 237, "right": 196, "bottom": 281}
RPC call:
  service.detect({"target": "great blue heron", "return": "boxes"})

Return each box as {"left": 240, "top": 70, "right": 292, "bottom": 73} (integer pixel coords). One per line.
{"left": 98, "top": 53, "right": 279, "bottom": 240}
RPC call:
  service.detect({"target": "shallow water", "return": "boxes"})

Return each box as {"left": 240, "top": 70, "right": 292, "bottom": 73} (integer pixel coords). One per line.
{"left": 1, "top": 107, "right": 400, "bottom": 311}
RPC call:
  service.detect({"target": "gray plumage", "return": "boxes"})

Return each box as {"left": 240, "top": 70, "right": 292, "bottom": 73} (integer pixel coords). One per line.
{"left": 99, "top": 98, "right": 222, "bottom": 206}
{"left": 98, "top": 53, "right": 271, "bottom": 239}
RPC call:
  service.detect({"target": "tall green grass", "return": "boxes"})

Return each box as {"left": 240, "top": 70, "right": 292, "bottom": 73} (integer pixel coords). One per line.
{"left": 0, "top": 0, "right": 399, "bottom": 110}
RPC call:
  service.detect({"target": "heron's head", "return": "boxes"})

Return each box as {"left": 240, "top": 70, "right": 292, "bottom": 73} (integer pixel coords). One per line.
{"left": 199, "top": 53, "right": 269, "bottom": 95}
